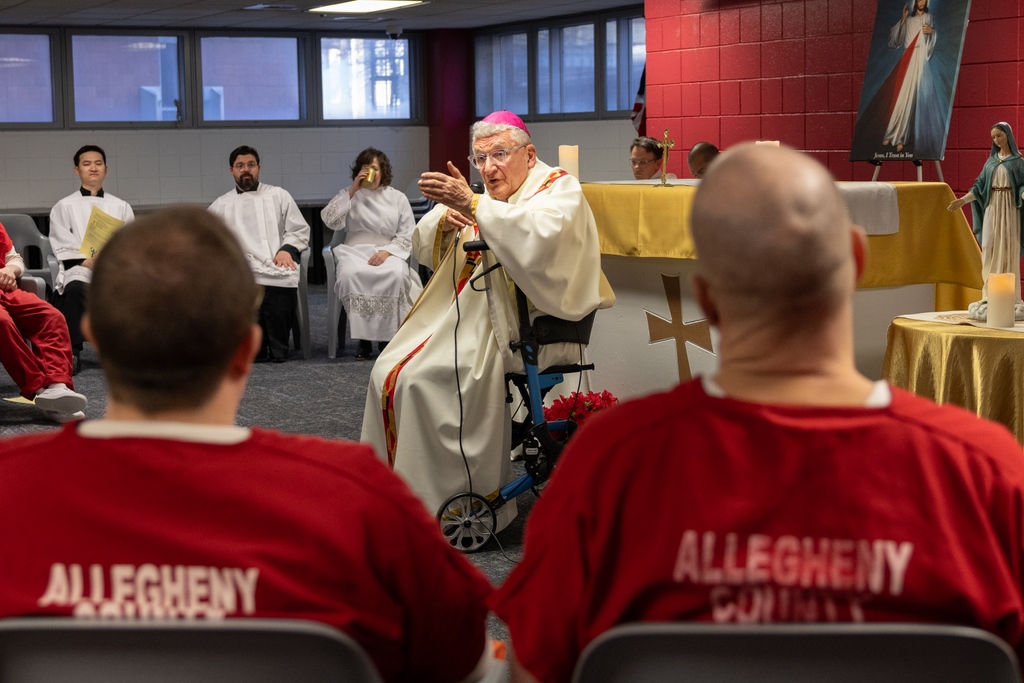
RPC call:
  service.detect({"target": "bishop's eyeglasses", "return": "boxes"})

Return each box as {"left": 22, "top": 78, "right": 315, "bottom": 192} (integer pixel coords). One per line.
{"left": 468, "top": 144, "right": 527, "bottom": 169}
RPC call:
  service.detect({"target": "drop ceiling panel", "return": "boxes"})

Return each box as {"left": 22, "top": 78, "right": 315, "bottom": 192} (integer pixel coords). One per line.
{"left": 0, "top": 0, "right": 640, "bottom": 30}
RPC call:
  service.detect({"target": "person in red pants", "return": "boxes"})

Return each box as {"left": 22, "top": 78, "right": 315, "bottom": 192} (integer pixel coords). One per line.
{"left": 0, "top": 221, "right": 87, "bottom": 422}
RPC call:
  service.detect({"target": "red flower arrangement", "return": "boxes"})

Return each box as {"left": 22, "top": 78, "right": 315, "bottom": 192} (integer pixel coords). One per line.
{"left": 543, "top": 390, "right": 618, "bottom": 428}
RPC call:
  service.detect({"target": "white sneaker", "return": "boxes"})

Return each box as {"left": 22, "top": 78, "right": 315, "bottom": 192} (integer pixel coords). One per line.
{"left": 35, "top": 383, "right": 88, "bottom": 416}
{"left": 42, "top": 410, "right": 85, "bottom": 424}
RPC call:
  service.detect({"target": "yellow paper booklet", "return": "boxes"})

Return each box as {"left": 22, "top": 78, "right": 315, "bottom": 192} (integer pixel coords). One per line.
{"left": 79, "top": 206, "right": 126, "bottom": 258}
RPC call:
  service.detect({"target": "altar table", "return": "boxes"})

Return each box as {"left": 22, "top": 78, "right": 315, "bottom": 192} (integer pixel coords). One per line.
{"left": 579, "top": 182, "right": 983, "bottom": 401}
{"left": 883, "top": 316, "right": 1024, "bottom": 445}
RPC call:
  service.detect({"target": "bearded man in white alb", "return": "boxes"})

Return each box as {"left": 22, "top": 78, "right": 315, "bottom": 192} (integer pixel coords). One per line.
{"left": 208, "top": 145, "right": 310, "bottom": 363}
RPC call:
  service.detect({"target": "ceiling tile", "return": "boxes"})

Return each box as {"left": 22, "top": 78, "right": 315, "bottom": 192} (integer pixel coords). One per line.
{"left": 0, "top": 0, "right": 642, "bottom": 30}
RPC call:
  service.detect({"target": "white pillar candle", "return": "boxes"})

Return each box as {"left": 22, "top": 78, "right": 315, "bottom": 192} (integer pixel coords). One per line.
{"left": 988, "top": 273, "right": 1016, "bottom": 327}
{"left": 559, "top": 145, "right": 579, "bottom": 178}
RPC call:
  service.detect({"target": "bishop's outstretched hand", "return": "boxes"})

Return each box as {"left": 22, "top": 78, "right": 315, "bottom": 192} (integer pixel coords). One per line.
{"left": 419, "top": 161, "right": 475, "bottom": 216}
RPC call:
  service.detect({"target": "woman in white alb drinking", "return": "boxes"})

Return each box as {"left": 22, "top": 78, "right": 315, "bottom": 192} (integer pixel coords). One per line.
{"left": 322, "top": 148, "right": 423, "bottom": 359}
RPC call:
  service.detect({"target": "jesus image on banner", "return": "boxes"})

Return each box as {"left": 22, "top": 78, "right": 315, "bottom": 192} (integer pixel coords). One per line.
{"left": 850, "top": 0, "right": 970, "bottom": 163}
{"left": 881, "top": 0, "right": 936, "bottom": 152}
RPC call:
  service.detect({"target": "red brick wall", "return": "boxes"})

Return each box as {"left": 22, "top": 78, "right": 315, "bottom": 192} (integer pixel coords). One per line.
{"left": 644, "top": 0, "right": 1022, "bottom": 194}
{"left": 425, "top": 30, "right": 475, "bottom": 178}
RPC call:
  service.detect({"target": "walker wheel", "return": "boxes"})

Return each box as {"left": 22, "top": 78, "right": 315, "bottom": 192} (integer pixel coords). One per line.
{"left": 437, "top": 492, "right": 496, "bottom": 553}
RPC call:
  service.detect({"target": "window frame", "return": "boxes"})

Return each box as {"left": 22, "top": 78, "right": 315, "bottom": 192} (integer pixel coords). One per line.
{"left": 472, "top": 4, "right": 643, "bottom": 123}
{"left": 531, "top": 16, "right": 599, "bottom": 122}
{"left": 601, "top": 7, "right": 646, "bottom": 116}
{"left": 0, "top": 28, "right": 63, "bottom": 129}
{"left": 193, "top": 30, "right": 312, "bottom": 128}
{"left": 473, "top": 29, "right": 532, "bottom": 120}
{"left": 64, "top": 28, "right": 190, "bottom": 129}
{"left": 313, "top": 30, "right": 424, "bottom": 127}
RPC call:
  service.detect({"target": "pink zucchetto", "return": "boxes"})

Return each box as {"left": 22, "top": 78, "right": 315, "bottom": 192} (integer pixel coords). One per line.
{"left": 482, "top": 110, "right": 530, "bottom": 137}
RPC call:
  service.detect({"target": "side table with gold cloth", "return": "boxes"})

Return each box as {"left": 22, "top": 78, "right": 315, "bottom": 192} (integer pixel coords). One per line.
{"left": 883, "top": 317, "right": 1024, "bottom": 445}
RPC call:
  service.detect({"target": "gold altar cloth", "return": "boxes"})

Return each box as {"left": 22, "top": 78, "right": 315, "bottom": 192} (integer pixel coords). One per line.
{"left": 883, "top": 317, "right": 1024, "bottom": 445}
{"left": 582, "top": 182, "right": 983, "bottom": 308}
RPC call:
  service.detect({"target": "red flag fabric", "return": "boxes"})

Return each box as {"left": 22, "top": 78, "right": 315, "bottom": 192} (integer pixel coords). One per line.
{"left": 631, "top": 67, "right": 646, "bottom": 136}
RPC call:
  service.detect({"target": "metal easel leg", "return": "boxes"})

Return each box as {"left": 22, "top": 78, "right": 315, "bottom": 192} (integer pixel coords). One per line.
{"left": 934, "top": 160, "right": 944, "bottom": 183}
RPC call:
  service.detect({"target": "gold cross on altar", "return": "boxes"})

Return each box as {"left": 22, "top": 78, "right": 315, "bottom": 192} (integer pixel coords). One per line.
{"left": 657, "top": 128, "right": 675, "bottom": 187}
{"left": 645, "top": 274, "right": 713, "bottom": 382}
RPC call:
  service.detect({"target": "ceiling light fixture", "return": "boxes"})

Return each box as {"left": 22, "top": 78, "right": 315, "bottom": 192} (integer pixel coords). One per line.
{"left": 310, "top": 0, "right": 423, "bottom": 14}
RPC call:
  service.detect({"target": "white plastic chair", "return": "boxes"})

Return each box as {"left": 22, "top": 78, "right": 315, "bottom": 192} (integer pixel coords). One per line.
{"left": 323, "top": 230, "right": 347, "bottom": 359}
{"left": 16, "top": 275, "right": 46, "bottom": 300}
{"left": 0, "top": 617, "right": 383, "bottom": 683}
{"left": 0, "top": 214, "right": 55, "bottom": 289}
{"left": 571, "top": 622, "right": 1021, "bottom": 683}
{"left": 46, "top": 253, "right": 59, "bottom": 286}
{"left": 293, "top": 247, "right": 311, "bottom": 359}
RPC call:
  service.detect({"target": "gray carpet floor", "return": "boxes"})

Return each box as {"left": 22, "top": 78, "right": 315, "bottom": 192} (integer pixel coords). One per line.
{"left": 0, "top": 283, "right": 535, "bottom": 644}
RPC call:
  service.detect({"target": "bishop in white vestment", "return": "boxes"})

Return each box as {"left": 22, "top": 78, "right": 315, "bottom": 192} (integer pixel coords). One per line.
{"left": 360, "top": 112, "right": 614, "bottom": 529}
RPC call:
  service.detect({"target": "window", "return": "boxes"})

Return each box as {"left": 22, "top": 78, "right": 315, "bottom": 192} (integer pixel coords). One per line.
{"left": 536, "top": 23, "right": 595, "bottom": 115}
{"left": 321, "top": 37, "right": 411, "bottom": 120}
{"left": 473, "top": 9, "right": 644, "bottom": 121}
{"left": 200, "top": 36, "right": 302, "bottom": 121}
{"left": 605, "top": 16, "right": 645, "bottom": 112}
{"left": 71, "top": 34, "right": 181, "bottom": 123}
{"left": 0, "top": 33, "right": 54, "bottom": 123}
{"left": 1, "top": 28, "right": 424, "bottom": 131}
{"left": 474, "top": 33, "right": 528, "bottom": 117}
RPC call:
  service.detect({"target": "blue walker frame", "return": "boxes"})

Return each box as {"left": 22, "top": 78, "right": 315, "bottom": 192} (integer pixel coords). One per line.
{"left": 437, "top": 239, "right": 595, "bottom": 552}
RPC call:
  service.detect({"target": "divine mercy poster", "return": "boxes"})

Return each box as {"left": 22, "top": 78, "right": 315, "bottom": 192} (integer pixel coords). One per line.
{"left": 850, "top": 0, "right": 971, "bottom": 162}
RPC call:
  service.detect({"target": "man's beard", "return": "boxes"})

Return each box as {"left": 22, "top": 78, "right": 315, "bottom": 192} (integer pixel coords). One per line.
{"left": 236, "top": 174, "right": 258, "bottom": 191}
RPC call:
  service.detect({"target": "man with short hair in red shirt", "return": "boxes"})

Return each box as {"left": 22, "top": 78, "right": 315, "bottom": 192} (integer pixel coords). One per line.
{"left": 0, "top": 206, "right": 494, "bottom": 683}
{"left": 492, "top": 144, "right": 1024, "bottom": 683}
{"left": 0, "top": 221, "right": 85, "bottom": 422}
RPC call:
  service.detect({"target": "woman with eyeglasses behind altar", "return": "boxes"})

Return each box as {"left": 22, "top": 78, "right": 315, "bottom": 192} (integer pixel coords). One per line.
{"left": 321, "top": 147, "right": 424, "bottom": 360}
